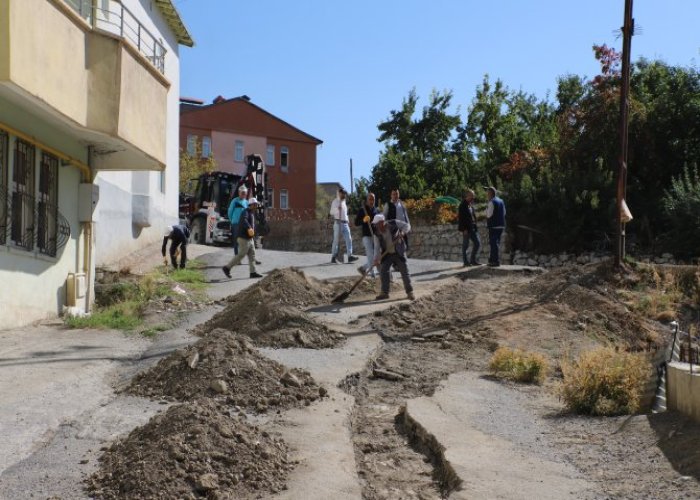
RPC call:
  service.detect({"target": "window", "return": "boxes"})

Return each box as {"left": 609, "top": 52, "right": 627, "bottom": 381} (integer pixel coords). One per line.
{"left": 38, "top": 152, "right": 59, "bottom": 256}
{"left": 280, "top": 146, "right": 289, "bottom": 172}
{"left": 266, "top": 188, "right": 274, "bottom": 208}
{"left": 186, "top": 134, "right": 197, "bottom": 156}
{"left": 0, "top": 131, "right": 7, "bottom": 245}
{"left": 266, "top": 145, "right": 275, "bottom": 166}
{"left": 235, "top": 140, "right": 245, "bottom": 162}
{"left": 11, "top": 139, "right": 36, "bottom": 250}
{"left": 202, "top": 136, "right": 211, "bottom": 158}
{"left": 159, "top": 170, "right": 166, "bottom": 194}
{"left": 280, "top": 189, "right": 289, "bottom": 210}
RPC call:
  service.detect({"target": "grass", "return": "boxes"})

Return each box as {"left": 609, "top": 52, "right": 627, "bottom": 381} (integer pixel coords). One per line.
{"left": 489, "top": 347, "right": 549, "bottom": 384}
{"left": 65, "top": 300, "right": 144, "bottom": 330}
{"left": 560, "top": 347, "right": 650, "bottom": 416}
{"left": 67, "top": 259, "right": 208, "bottom": 331}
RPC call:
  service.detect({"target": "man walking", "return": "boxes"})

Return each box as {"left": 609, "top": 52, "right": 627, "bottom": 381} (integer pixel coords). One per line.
{"left": 484, "top": 186, "right": 506, "bottom": 267}
{"left": 163, "top": 223, "right": 190, "bottom": 269}
{"left": 383, "top": 188, "right": 410, "bottom": 252}
{"left": 354, "top": 192, "right": 379, "bottom": 277}
{"left": 222, "top": 197, "right": 263, "bottom": 279}
{"left": 372, "top": 214, "right": 414, "bottom": 301}
{"left": 228, "top": 184, "right": 248, "bottom": 255}
{"left": 458, "top": 189, "right": 481, "bottom": 266}
{"left": 329, "top": 188, "right": 358, "bottom": 264}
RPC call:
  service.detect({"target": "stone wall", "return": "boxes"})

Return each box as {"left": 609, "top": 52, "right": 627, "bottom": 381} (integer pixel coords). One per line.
{"left": 262, "top": 219, "right": 507, "bottom": 264}
{"left": 262, "top": 218, "right": 689, "bottom": 267}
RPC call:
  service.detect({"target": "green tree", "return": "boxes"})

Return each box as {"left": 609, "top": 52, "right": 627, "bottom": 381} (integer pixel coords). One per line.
{"left": 179, "top": 144, "right": 216, "bottom": 193}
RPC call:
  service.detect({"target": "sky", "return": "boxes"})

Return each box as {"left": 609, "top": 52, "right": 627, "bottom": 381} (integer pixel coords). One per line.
{"left": 174, "top": 0, "right": 699, "bottom": 187}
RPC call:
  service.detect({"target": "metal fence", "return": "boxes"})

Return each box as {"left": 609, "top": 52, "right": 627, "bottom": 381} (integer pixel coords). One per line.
{"left": 63, "top": 0, "right": 166, "bottom": 74}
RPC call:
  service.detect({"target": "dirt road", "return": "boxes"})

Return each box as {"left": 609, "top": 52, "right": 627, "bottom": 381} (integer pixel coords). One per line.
{"left": 2, "top": 246, "right": 700, "bottom": 499}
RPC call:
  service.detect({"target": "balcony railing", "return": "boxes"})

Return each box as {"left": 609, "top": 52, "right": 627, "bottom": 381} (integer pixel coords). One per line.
{"left": 63, "top": 0, "right": 166, "bottom": 74}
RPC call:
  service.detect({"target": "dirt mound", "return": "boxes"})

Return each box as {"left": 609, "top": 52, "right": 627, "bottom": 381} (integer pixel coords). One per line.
{"left": 127, "top": 329, "right": 325, "bottom": 412}
{"left": 528, "top": 262, "right": 662, "bottom": 349}
{"left": 86, "top": 400, "right": 292, "bottom": 499}
{"left": 196, "top": 268, "right": 345, "bottom": 348}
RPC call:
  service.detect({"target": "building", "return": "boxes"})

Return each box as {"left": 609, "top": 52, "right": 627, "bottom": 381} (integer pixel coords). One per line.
{"left": 180, "top": 96, "right": 322, "bottom": 221}
{"left": 0, "top": 0, "right": 192, "bottom": 328}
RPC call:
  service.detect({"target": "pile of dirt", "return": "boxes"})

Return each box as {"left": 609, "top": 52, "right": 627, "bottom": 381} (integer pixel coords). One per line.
{"left": 527, "top": 262, "right": 664, "bottom": 350}
{"left": 196, "top": 268, "right": 345, "bottom": 348}
{"left": 127, "top": 329, "right": 325, "bottom": 412}
{"left": 86, "top": 400, "right": 292, "bottom": 499}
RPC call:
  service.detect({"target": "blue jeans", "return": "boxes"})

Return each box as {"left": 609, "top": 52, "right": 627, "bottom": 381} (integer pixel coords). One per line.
{"left": 361, "top": 235, "right": 376, "bottom": 276}
{"left": 332, "top": 221, "right": 353, "bottom": 257}
{"left": 462, "top": 229, "right": 481, "bottom": 264}
{"left": 488, "top": 227, "right": 503, "bottom": 265}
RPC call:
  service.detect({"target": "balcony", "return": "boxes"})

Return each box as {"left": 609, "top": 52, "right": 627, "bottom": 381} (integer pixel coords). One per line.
{"left": 0, "top": 0, "right": 169, "bottom": 170}
{"left": 64, "top": 0, "right": 166, "bottom": 74}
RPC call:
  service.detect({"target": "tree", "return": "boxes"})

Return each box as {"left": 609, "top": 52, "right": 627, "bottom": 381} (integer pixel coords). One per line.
{"left": 179, "top": 144, "right": 217, "bottom": 193}
{"left": 370, "top": 89, "right": 464, "bottom": 200}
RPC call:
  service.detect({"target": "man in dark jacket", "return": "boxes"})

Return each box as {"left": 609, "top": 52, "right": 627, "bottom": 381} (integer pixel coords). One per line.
{"left": 162, "top": 224, "right": 190, "bottom": 269}
{"left": 372, "top": 214, "right": 414, "bottom": 301}
{"left": 354, "top": 192, "right": 379, "bottom": 278}
{"left": 458, "top": 189, "right": 481, "bottom": 266}
{"left": 485, "top": 186, "right": 506, "bottom": 267}
{"left": 222, "top": 198, "right": 263, "bottom": 279}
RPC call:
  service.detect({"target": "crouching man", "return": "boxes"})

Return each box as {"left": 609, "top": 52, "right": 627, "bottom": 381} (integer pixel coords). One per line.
{"left": 372, "top": 214, "right": 414, "bottom": 301}
{"left": 163, "top": 223, "right": 190, "bottom": 269}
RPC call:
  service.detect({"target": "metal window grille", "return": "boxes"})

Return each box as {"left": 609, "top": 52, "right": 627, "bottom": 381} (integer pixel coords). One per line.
{"left": 38, "top": 153, "right": 59, "bottom": 256}
{"left": 0, "top": 131, "right": 7, "bottom": 245}
{"left": 11, "top": 140, "right": 36, "bottom": 250}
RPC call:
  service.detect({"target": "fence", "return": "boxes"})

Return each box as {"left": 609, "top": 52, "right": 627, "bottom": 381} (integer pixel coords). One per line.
{"left": 63, "top": 0, "right": 166, "bottom": 73}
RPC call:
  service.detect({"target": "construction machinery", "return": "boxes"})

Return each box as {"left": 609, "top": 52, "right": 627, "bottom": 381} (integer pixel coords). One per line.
{"left": 180, "top": 154, "right": 270, "bottom": 245}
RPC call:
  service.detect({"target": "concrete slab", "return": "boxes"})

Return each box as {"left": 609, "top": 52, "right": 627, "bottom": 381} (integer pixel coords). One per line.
{"left": 403, "top": 371, "right": 598, "bottom": 500}
{"left": 259, "top": 334, "right": 383, "bottom": 500}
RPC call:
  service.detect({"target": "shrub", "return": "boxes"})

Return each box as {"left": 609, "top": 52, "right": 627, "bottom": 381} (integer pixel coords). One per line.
{"left": 489, "top": 347, "right": 549, "bottom": 384}
{"left": 560, "top": 347, "right": 650, "bottom": 416}
{"left": 662, "top": 164, "right": 700, "bottom": 256}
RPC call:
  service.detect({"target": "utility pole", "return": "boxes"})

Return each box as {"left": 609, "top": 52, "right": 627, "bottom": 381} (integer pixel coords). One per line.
{"left": 349, "top": 158, "right": 354, "bottom": 195}
{"left": 615, "top": 0, "right": 634, "bottom": 268}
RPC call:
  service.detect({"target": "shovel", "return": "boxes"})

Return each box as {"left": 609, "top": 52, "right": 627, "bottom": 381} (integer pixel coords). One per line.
{"left": 332, "top": 217, "right": 382, "bottom": 303}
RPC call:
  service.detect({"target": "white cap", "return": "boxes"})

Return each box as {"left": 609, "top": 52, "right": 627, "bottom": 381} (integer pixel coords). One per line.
{"left": 248, "top": 197, "right": 259, "bottom": 205}
{"left": 372, "top": 214, "right": 385, "bottom": 225}
{"left": 238, "top": 185, "right": 248, "bottom": 193}
{"left": 164, "top": 225, "right": 173, "bottom": 236}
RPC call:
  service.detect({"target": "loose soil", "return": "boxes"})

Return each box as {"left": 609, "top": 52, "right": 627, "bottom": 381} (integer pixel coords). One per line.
{"left": 195, "top": 268, "right": 346, "bottom": 348}
{"left": 86, "top": 399, "right": 293, "bottom": 499}
{"left": 343, "top": 262, "right": 700, "bottom": 499}
{"left": 126, "top": 329, "right": 325, "bottom": 413}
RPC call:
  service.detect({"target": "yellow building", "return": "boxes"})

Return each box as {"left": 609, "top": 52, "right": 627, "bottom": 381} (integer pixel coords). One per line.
{"left": 0, "top": 0, "right": 192, "bottom": 328}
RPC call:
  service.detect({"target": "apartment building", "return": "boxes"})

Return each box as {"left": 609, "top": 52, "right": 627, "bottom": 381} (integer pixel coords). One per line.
{"left": 0, "top": 0, "right": 192, "bottom": 328}
{"left": 180, "top": 96, "right": 322, "bottom": 220}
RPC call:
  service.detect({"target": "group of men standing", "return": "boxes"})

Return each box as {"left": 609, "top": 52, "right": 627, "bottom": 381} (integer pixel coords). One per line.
{"left": 458, "top": 186, "right": 506, "bottom": 268}
{"left": 327, "top": 185, "right": 506, "bottom": 301}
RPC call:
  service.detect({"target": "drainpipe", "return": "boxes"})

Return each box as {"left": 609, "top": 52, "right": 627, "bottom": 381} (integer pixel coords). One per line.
{"left": 83, "top": 146, "right": 94, "bottom": 313}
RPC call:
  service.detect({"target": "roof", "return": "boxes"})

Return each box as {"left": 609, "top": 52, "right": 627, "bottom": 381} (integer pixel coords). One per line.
{"left": 154, "top": 0, "right": 194, "bottom": 47}
{"left": 181, "top": 96, "right": 323, "bottom": 145}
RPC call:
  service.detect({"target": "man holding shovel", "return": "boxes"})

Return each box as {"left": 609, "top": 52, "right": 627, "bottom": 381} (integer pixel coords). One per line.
{"left": 354, "top": 192, "right": 379, "bottom": 278}
{"left": 372, "top": 214, "right": 414, "bottom": 301}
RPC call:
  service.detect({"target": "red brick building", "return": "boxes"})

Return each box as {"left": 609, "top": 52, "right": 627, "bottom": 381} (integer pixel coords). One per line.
{"left": 180, "top": 96, "right": 322, "bottom": 220}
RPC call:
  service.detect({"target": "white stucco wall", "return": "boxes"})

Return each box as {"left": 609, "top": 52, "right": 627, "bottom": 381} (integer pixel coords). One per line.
{"left": 93, "top": 0, "right": 182, "bottom": 266}
{"left": 0, "top": 96, "right": 86, "bottom": 328}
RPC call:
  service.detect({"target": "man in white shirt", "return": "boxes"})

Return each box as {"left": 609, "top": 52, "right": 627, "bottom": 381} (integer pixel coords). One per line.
{"left": 329, "top": 188, "right": 358, "bottom": 264}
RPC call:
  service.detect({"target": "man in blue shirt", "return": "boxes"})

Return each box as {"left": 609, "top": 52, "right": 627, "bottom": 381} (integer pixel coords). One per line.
{"left": 228, "top": 185, "right": 248, "bottom": 255}
{"left": 485, "top": 186, "right": 506, "bottom": 267}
